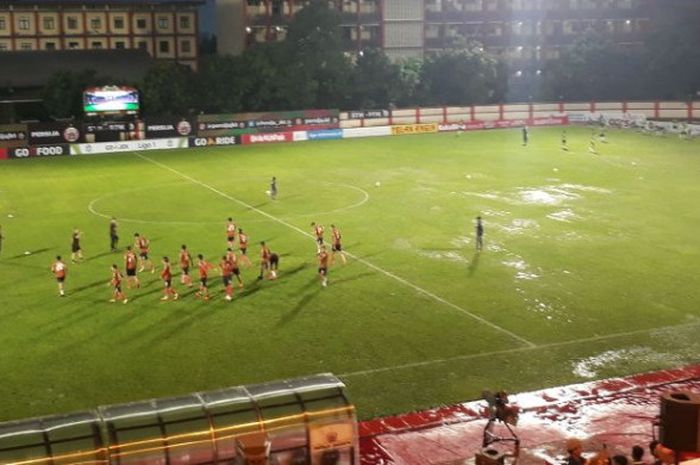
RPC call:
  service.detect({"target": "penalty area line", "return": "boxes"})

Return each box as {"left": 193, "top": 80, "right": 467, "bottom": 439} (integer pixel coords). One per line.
{"left": 133, "top": 151, "right": 536, "bottom": 348}
{"left": 338, "top": 320, "right": 700, "bottom": 378}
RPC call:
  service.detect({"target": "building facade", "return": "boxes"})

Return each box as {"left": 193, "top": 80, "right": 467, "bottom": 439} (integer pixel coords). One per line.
{"left": 0, "top": 0, "right": 203, "bottom": 69}
{"left": 216, "top": 0, "right": 656, "bottom": 61}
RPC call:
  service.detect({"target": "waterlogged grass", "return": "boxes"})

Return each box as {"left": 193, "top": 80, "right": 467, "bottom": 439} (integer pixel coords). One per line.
{"left": 1, "top": 127, "right": 699, "bottom": 421}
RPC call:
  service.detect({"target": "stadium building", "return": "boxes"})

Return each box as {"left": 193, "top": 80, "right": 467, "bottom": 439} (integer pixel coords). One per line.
{"left": 216, "top": 0, "right": 655, "bottom": 60}
{"left": 0, "top": 0, "right": 203, "bottom": 69}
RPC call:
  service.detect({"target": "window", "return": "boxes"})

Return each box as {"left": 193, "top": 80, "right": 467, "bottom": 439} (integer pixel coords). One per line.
{"left": 90, "top": 18, "right": 101, "bottom": 30}
{"left": 20, "top": 42, "right": 32, "bottom": 50}
{"left": 138, "top": 40, "right": 147, "bottom": 50}
{"left": 67, "top": 17, "right": 78, "bottom": 30}
{"left": 137, "top": 18, "right": 147, "bottom": 29}
{"left": 159, "top": 40, "right": 169, "bottom": 53}
{"left": 158, "top": 17, "right": 168, "bottom": 29}
{"left": 0, "top": 18, "right": 5, "bottom": 30}
{"left": 180, "top": 40, "right": 191, "bottom": 53}
{"left": 115, "top": 41, "right": 126, "bottom": 49}
{"left": 68, "top": 41, "right": 79, "bottom": 49}
{"left": 179, "top": 15, "right": 190, "bottom": 29}
{"left": 19, "top": 17, "right": 30, "bottom": 30}
{"left": 114, "top": 17, "right": 125, "bottom": 29}
{"left": 92, "top": 41, "right": 102, "bottom": 49}
{"left": 45, "top": 41, "right": 56, "bottom": 50}
{"left": 0, "top": 43, "right": 9, "bottom": 50}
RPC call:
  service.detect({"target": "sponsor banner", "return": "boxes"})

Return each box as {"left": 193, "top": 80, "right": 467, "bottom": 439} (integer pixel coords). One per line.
{"left": 197, "top": 110, "right": 340, "bottom": 137}
{"left": 567, "top": 112, "right": 645, "bottom": 126}
{"left": 308, "top": 129, "right": 343, "bottom": 141}
{"left": 0, "top": 124, "right": 28, "bottom": 148}
{"left": 342, "top": 126, "right": 392, "bottom": 138}
{"left": 438, "top": 116, "right": 569, "bottom": 133}
{"left": 71, "top": 137, "right": 187, "bottom": 155}
{"left": 187, "top": 135, "right": 240, "bottom": 148}
{"left": 0, "top": 148, "right": 7, "bottom": 160}
{"left": 145, "top": 118, "right": 194, "bottom": 139}
{"left": 9, "top": 144, "right": 70, "bottom": 158}
{"left": 28, "top": 122, "right": 82, "bottom": 145}
{"left": 241, "top": 132, "right": 293, "bottom": 145}
{"left": 348, "top": 109, "right": 390, "bottom": 120}
{"left": 391, "top": 123, "right": 438, "bottom": 136}
{"left": 293, "top": 131, "right": 308, "bottom": 142}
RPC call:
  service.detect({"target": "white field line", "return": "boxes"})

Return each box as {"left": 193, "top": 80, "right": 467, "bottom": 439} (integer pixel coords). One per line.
{"left": 338, "top": 320, "right": 700, "bottom": 378}
{"left": 134, "top": 152, "right": 536, "bottom": 348}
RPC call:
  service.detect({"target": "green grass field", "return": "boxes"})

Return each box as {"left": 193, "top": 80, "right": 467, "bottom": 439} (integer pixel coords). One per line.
{"left": 1, "top": 126, "right": 699, "bottom": 422}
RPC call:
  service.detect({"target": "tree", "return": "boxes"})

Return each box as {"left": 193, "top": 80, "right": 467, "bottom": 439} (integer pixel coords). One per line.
{"left": 348, "top": 48, "right": 402, "bottom": 109}
{"left": 42, "top": 69, "right": 102, "bottom": 119}
{"left": 416, "top": 41, "right": 500, "bottom": 106}
{"left": 139, "top": 62, "right": 196, "bottom": 116}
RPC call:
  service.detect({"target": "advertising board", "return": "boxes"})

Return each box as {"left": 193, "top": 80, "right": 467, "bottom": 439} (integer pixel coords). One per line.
{"left": 9, "top": 144, "right": 70, "bottom": 158}
{"left": 188, "top": 135, "right": 240, "bottom": 147}
{"left": 145, "top": 119, "right": 194, "bottom": 139}
{"left": 28, "top": 123, "right": 82, "bottom": 145}
{"left": 391, "top": 123, "right": 438, "bottom": 136}
{"left": 342, "top": 126, "right": 392, "bottom": 138}
{"left": 307, "top": 129, "right": 343, "bottom": 141}
{"left": 71, "top": 138, "right": 187, "bottom": 155}
{"left": 0, "top": 124, "right": 28, "bottom": 148}
{"left": 348, "top": 110, "right": 389, "bottom": 119}
{"left": 241, "top": 132, "right": 293, "bottom": 145}
{"left": 438, "top": 116, "right": 568, "bottom": 132}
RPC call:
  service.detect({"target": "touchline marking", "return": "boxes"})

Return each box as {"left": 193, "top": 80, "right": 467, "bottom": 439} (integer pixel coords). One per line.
{"left": 338, "top": 320, "right": 700, "bottom": 378}
{"left": 134, "top": 152, "right": 535, "bottom": 348}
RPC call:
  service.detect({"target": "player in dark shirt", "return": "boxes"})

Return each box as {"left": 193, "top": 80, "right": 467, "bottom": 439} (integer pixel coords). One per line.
{"left": 71, "top": 228, "right": 83, "bottom": 263}
{"left": 109, "top": 217, "right": 119, "bottom": 252}
{"left": 561, "top": 131, "right": 568, "bottom": 151}
{"left": 522, "top": 125, "right": 529, "bottom": 146}
{"left": 476, "top": 216, "right": 484, "bottom": 251}
{"left": 269, "top": 176, "right": 277, "bottom": 200}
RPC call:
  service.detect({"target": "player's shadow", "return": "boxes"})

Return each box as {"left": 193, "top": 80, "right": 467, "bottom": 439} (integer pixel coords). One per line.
{"left": 8, "top": 248, "right": 52, "bottom": 259}
{"left": 86, "top": 251, "right": 117, "bottom": 261}
{"left": 468, "top": 251, "right": 481, "bottom": 276}
{"left": 277, "top": 288, "right": 321, "bottom": 327}
{"left": 71, "top": 279, "right": 108, "bottom": 294}
{"left": 328, "top": 272, "right": 373, "bottom": 286}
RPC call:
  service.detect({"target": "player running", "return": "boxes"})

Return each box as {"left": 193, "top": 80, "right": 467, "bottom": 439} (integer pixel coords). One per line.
{"left": 109, "top": 217, "right": 119, "bottom": 252}
{"left": 238, "top": 228, "right": 252, "bottom": 267}
{"left": 475, "top": 216, "right": 484, "bottom": 251}
{"left": 318, "top": 246, "right": 329, "bottom": 288}
{"left": 160, "top": 257, "right": 179, "bottom": 301}
{"left": 258, "top": 241, "right": 272, "bottom": 280}
{"left": 561, "top": 131, "right": 568, "bottom": 151}
{"left": 179, "top": 245, "right": 193, "bottom": 287}
{"left": 268, "top": 250, "right": 279, "bottom": 280}
{"left": 51, "top": 255, "right": 67, "bottom": 297}
{"left": 134, "top": 233, "right": 154, "bottom": 273}
{"left": 311, "top": 222, "right": 324, "bottom": 251}
{"left": 329, "top": 224, "right": 347, "bottom": 265}
{"left": 219, "top": 255, "right": 235, "bottom": 301}
{"left": 588, "top": 136, "right": 598, "bottom": 154}
{"left": 226, "top": 248, "right": 244, "bottom": 287}
{"left": 522, "top": 125, "right": 529, "bottom": 146}
{"left": 269, "top": 176, "right": 277, "bottom": 200}
{"left": 124, "top": 246, "right": 140, "bottom": 289}
{"left": 71, "top": 229, "right": 83, "bottom": 263}
{"left": 108, "top": 264, "right": 128, "bottom": 303}
{"left": 196, "top": 254, "right": 214, "bottom": 300}
{"left": 226, "top": 218, "right": 236, "bottom": 248}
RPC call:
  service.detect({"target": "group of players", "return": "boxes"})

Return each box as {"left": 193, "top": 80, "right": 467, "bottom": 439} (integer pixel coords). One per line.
{"left": 50, "top": 216, "right": 347, "bottom": 302}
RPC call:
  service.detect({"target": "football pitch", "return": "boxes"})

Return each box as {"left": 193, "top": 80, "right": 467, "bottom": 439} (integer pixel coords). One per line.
{"left": 1, "top": 126, "right": 699, "bottom": 422}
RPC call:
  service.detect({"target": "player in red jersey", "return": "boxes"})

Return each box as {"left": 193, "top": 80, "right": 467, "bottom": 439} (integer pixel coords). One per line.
{"left": 226, "top": 218, "right": 236, "bottom": 248}
{"left": 258, "top": 241, "right": 272, "bottom": 280}
{"left": 51, "top": 255, "right": 67, "bottom": 297}
{"left": 318, "top": 246, "right": 329, "bottom": 287}
{"left": 108, "top": 264, "right": 128, "bottom": 303}
{"left": 196, "top": 254, "right": 214, "bottom": 300}
{"left": 329, "top": 224, "right": 347, "bottom": 265}
{"left": 311, "top": 222, "right": 324, "bottom": 251}
{"left": 226, "top": 248, "right": 244, "bottom": 287}
{"left": 134, "top": 232, "right": 154, "bottom": 273}
{"left": 238, "top": 228, "right": 252, "bottom": 267}
{"left": 179, "top": 245, "right": 193, "bottom": 287}
{"left": 124, "top": 246, "right": 140, "bottom": 289}
{"left": 219, "top": 255, "right": 235, "bottom": 301}
{"left": 160, "top": 257, "right": 179, "bottom": 301}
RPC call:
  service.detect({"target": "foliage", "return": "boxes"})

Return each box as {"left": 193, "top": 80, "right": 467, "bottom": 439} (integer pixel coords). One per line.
{"left": 139, "top": 62, "right": 197, "bottom": 116}
{"left": 41, "top": 69, "right": 102, "bottom": 119}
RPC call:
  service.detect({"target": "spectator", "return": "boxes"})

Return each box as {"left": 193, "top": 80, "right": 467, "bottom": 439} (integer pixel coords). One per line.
{"left": 565, "top": 438, "right": 587, "bottom": 465}
{"left": 612, "top": 455, "right": 629, "bottom": 465}
{"left": 632, "top": 445, "right": 647, "bottom": 465}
